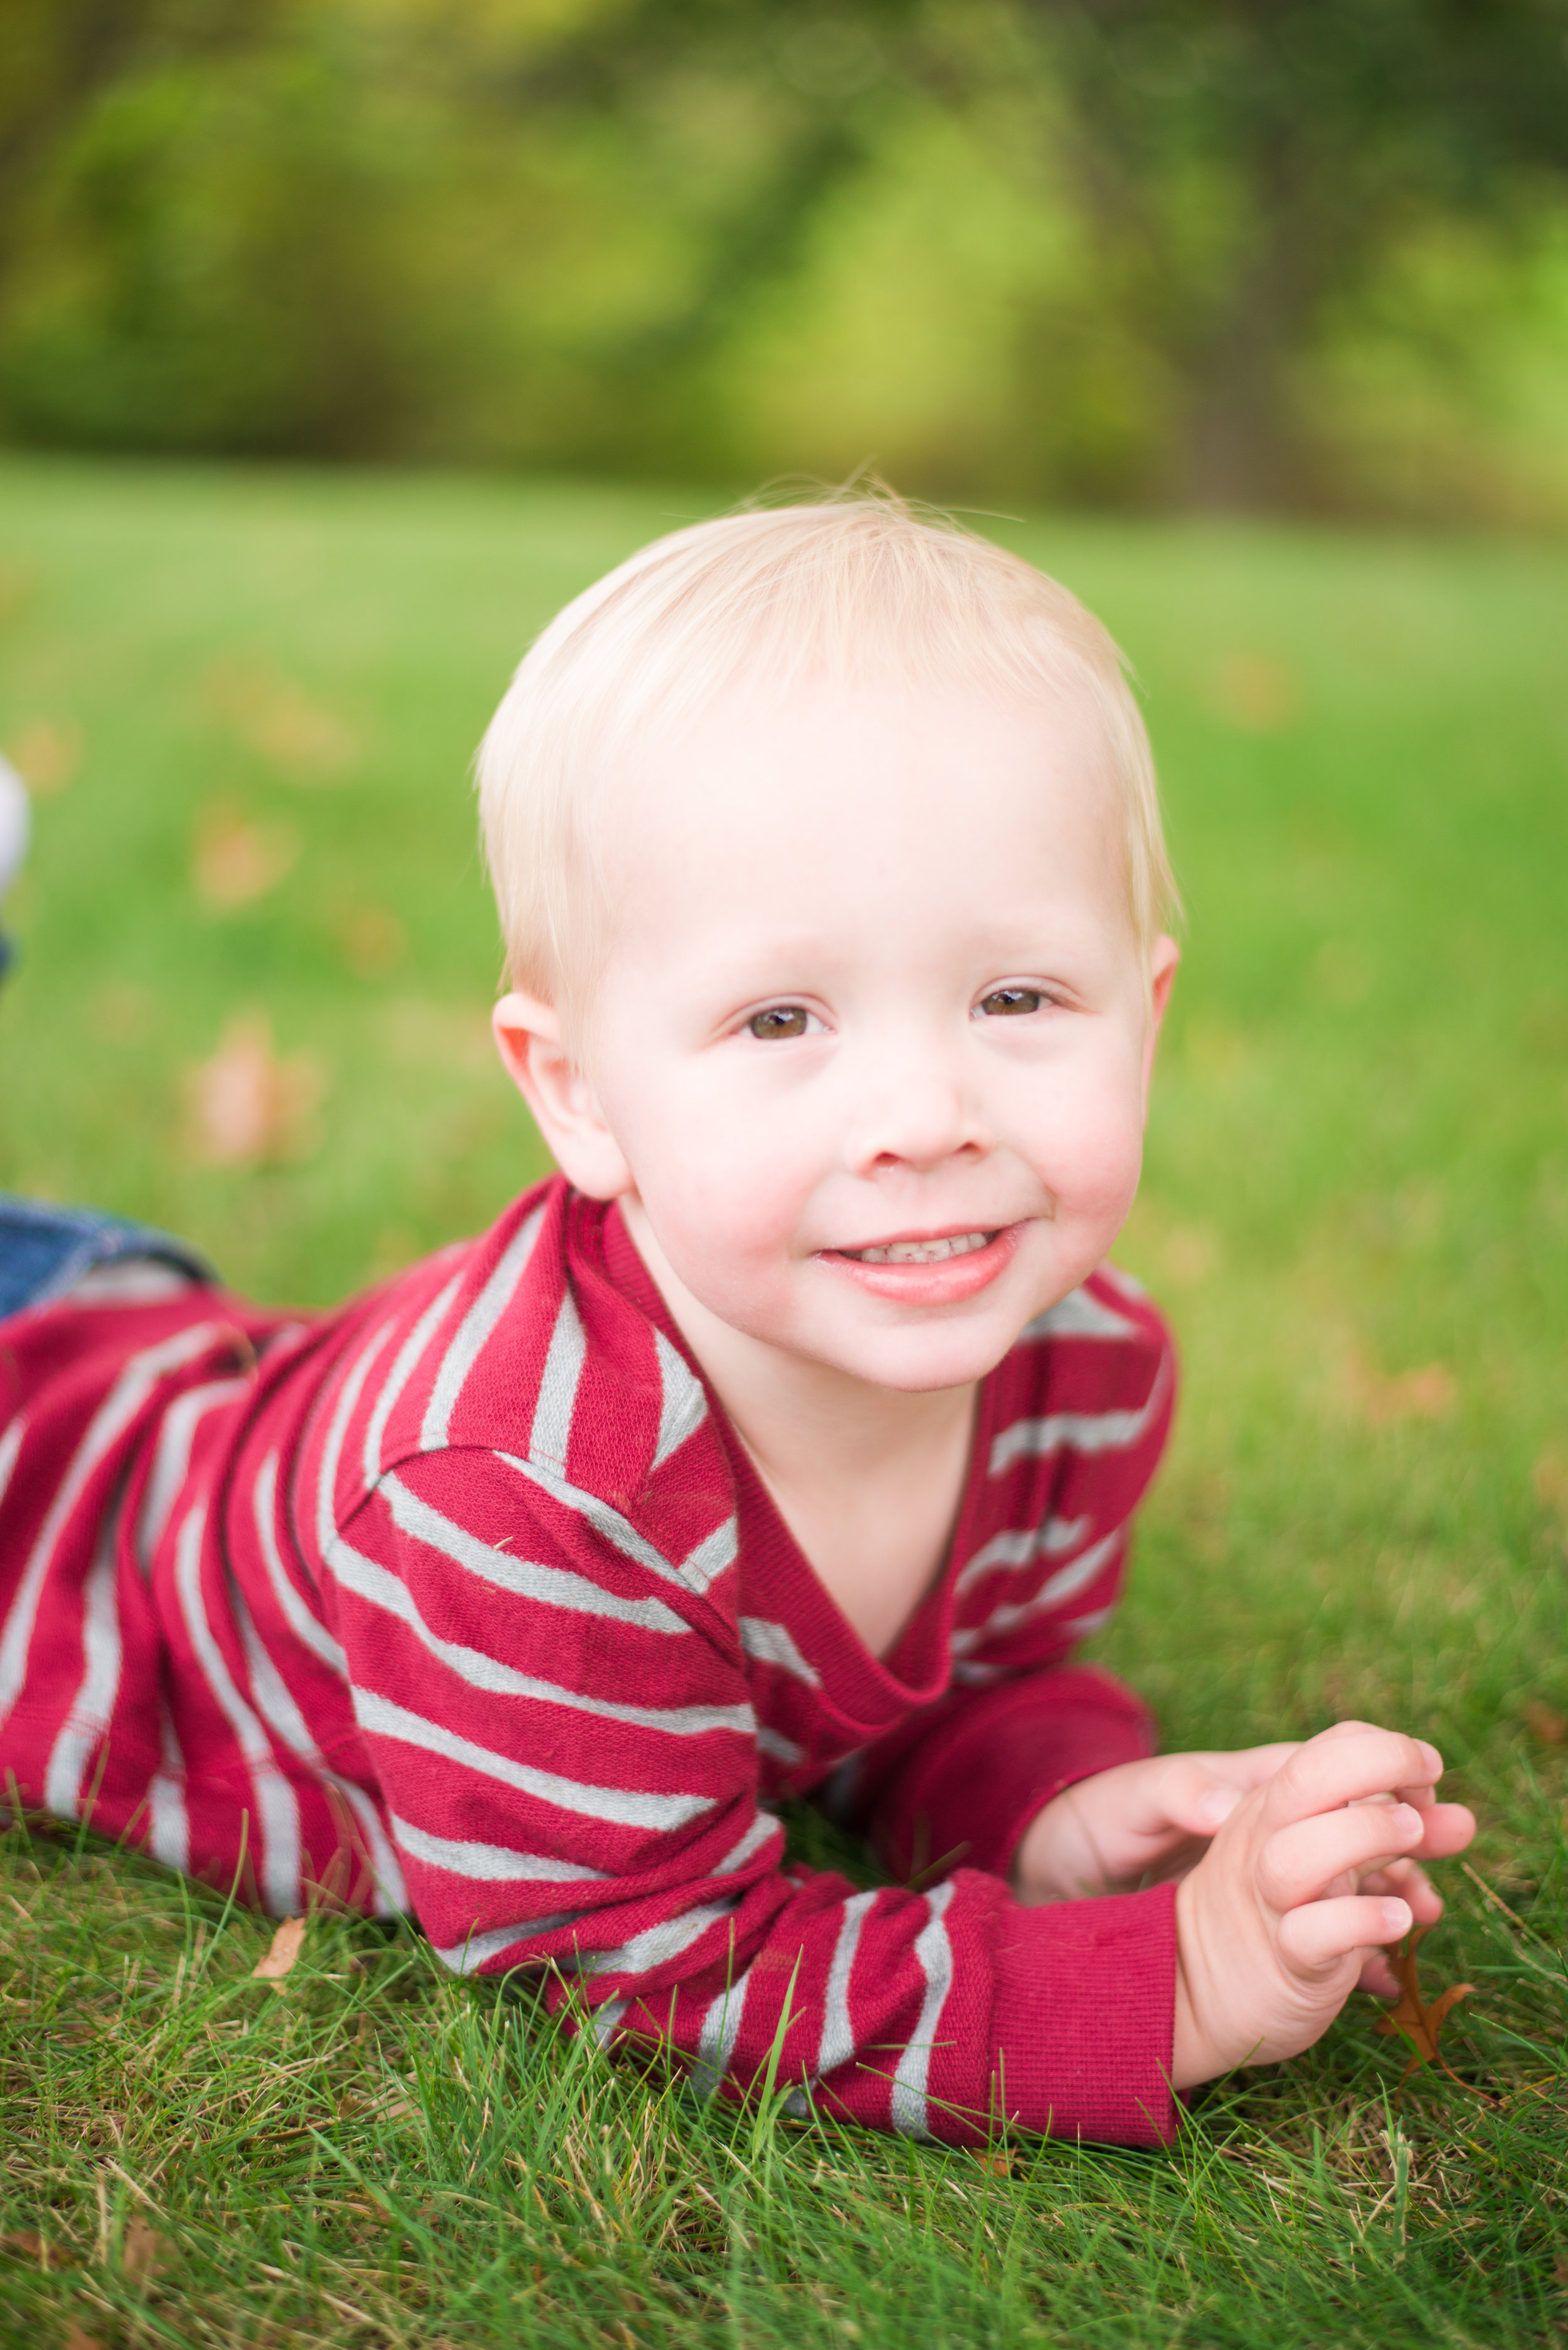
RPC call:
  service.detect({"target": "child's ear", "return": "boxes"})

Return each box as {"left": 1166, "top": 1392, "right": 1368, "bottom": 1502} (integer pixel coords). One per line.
{"left": 492, "top": 991, "right": 633, "bottom": 1201}
{"left": 1140, "top": 933, "right": 1180, "bottom": 1110}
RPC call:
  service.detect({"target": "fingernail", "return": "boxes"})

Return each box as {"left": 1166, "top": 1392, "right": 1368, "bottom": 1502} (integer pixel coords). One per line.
{"left": 1197, "top": 1786, "right": 1241, "bottom": 1828}
{"left": 1382, "top": 1900, "right": 1412, "bottom": 1936}
{"left": 1418, "top": 1741, "right": 1443, "bottom": 1777}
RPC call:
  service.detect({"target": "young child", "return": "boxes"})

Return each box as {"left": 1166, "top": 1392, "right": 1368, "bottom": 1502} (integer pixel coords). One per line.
{"left": 0, "top": 497, "right": 1473, "bottom": 2148}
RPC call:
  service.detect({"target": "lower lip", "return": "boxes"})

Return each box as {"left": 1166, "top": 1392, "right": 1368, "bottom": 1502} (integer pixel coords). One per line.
{"left": 819, "top": 1225, "right": 1021, "bottom": 1306}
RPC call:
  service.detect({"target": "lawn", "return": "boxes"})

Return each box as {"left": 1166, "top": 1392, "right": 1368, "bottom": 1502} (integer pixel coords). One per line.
{"left": 0, "top": 455, "right": 1565, "bottom": 2348}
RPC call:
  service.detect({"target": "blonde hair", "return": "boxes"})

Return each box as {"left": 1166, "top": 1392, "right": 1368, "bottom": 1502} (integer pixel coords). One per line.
{"left": 476, "top": 492, "right": 1179, "bottom": 1040}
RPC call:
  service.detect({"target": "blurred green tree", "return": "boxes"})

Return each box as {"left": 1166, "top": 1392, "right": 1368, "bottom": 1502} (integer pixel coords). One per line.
{"left": 0, "top": 0, "right": 470, "bottom": 455}
{"left": 0, "top": 0, "right": 1565, "bottom": 513}
{"left": 988, "top": 0, "right": 1568, "bottom": 504}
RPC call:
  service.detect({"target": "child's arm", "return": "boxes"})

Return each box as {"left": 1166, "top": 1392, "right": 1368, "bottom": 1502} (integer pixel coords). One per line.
{"left": 1017, "top": 1722, "right": 1474, "bottom": 2078}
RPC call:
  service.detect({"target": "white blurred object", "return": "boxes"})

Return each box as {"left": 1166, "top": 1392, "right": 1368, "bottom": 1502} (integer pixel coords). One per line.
{"left": 0, "top": 752, "right": 27, "bottom": 899}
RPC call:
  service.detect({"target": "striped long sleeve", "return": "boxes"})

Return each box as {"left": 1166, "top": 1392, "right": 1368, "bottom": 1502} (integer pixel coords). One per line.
{"left": 0, "top": 1177, "right": 1182, "bottom": 2148}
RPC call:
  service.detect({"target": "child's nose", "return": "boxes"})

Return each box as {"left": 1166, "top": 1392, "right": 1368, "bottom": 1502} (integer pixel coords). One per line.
{"left": 844, "top": 1050, "right": 988, "bottom": 1176}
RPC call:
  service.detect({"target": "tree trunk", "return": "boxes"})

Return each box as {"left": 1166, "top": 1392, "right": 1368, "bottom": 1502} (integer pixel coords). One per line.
{"left": 1175, "top": 139, "right": 1328, "bottom": 513}
{"left": 1180, "top": 277, "right": 1304, "bottom": 511}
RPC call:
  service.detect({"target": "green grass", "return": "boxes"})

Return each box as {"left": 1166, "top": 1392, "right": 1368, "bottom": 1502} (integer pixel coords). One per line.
{"left": 1, "top": 455, "right": 1565, "bottom": 2347}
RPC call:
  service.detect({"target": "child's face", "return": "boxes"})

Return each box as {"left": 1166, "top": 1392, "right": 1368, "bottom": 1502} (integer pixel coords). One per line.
{"left": 517, "top": 672, "right": 1175, "bottom": 1396}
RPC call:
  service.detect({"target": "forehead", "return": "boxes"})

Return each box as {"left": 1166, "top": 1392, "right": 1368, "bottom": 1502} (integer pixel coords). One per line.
{"left": 596, "top": 669, "right": 1130, "bottom": 933}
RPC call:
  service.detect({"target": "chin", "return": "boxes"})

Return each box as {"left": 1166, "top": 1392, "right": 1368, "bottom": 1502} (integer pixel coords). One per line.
{"left": 831, "top": 1322, "right": 1020, "bottom": 1395}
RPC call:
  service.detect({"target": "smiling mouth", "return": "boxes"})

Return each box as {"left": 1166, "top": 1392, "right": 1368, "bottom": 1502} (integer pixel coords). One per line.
{"left": 838, "top": 1230, "right": 996, "bottom": 1265}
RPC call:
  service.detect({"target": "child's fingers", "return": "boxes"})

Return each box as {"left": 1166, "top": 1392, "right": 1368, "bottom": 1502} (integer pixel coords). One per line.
{"left": 1262, "top": 1729, "right": 1443, "bottom": 1832}
{"left": 1140, "top": 1745, "right": 1309, "bottom": 1838}
{"left": 1106, "top": 1750, "right": 1298, "bottom": 1842}
{"left": 1150, "top": 1758, "right": 1250, "bottom": 1836}
{"left": 1352, "top": 1791, "right": 1473, "bottom": 1860}
{"left": 1259, "top": 1800, "right": 1428, "bottom": 1910}
{"left": 1276, "top": 1891, "right": 1412, "bottom": 1975}
{"left": 1359, "top": 1856, "right": 1444, "bottom": 1926}
{"left": 1187, "top": 1741, "right": 1302, "bottom": 1790}
{"left": 1404, "top": 1799, "right": 1475, "bottom": 1858}
{"left": 1357, "top": 1948, "right": 1406, "bottom": 1997}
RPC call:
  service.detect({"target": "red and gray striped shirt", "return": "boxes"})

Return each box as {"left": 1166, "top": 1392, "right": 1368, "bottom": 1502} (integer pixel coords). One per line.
{"left": 0, "top": 1178, "right": 1179, "bottom": 2145}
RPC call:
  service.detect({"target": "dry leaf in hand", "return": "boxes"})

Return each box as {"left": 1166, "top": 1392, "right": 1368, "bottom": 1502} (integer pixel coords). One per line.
{"left": 252, "top": 1917, "right": 307, "bottom": 1982}
{"left": 121, "top": 2213, "right": 163, "bottom": 2284}
{"left": 184, "top": 1016, "right": 325, "bottom": 1167}
{"left": 1374, "top": 1927, "right": 1476, "bottom": 2088}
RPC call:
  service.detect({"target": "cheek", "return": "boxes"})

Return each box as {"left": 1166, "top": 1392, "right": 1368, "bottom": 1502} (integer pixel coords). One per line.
{"left": 1019, "top": 1048, "right": 1147, "bottom": 1215}
{"left": 625, "top": 1074, "right": 822, "bottom": 1267}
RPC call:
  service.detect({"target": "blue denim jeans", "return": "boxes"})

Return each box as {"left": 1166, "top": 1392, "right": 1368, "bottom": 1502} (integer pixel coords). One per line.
{"left": 0, "top": 1194, "right": 216, "bottom": 1320}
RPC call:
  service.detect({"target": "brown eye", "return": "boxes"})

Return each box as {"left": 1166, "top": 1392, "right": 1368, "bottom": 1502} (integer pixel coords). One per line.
{"left": 748, "top": 1006, "right": 810, "bottom": 1040}
{"left": 977, "top": 987, "right": 1043, "bottom": 1018}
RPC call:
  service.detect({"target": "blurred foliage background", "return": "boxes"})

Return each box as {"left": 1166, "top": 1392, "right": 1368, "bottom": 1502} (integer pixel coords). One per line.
{"left": 4, "top": 0, "right": 1568, "bottom": 523}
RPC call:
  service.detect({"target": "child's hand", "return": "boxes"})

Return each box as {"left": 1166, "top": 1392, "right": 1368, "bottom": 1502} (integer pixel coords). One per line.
{"left": 1012, "top": 1743, "right": 1301, "bottom": 1905}
{"left": 1170, "top": 1721, "right": 1476, "bottom": 2088}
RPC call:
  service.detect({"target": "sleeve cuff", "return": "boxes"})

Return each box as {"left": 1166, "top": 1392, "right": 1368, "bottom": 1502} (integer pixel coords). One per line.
{"left": 988, "top": 1879, "right": 1179, "bottom": 2147}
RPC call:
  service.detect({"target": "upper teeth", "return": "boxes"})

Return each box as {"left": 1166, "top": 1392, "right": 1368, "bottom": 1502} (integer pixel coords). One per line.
{"left": 850, "top": 1231, "right": 990, "bottom": 1264}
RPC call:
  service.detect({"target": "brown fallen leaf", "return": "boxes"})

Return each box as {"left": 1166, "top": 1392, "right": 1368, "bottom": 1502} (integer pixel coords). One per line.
{"left": 1374, "top": 1927, "right": 1476, "bottom": 2088}
{"left": 203, "top": 655, "right": 359, "bottom": 781}
{"left": 972, "top": 2147, "right": 1011, "bottom": 2177}
{"left": 1524, "top": 1700, "right": 1568, "bottom": 1748}
{"left": 121, "top": 2213, "right": 163, "bottom": 2284}
{"left": 339, "top": 904, "right": 406, "bottom": 980}
{"left": 4, "top": 716, "right": 83, "bottom": 795}
{"left": 191, "top": 801, "right": 300, "bottom": 912}
{"left": 1162, "top": 1224, "right": 1221, "bottom": 1286}
{"left": 0, "top": 2230, "right": 45, "bottom": 2261}
{"left": 1340, "top": 1349, "right": 1457, "bottom": 1426}
{"left": 94, "top": 979, "right": 154, "bottom": 1043}
{"left": 1311, "top": 937, "right": 1375, "bottom": 1010}
{"left": 252, "top": 1916, "right": 307, "bottom": 1982}
{"left": 0, "top": 564, "right": 36, "bottom": 622}
{"left": 62, "top": 2329, "right": 106, "bottom": 2350}
{"left": 1205, "top": 649, "right": 1301, "bottom": 733}
{"left": 183, "top": 1016, "right": 325, "bottom": 1167}
{"left": 1534, "top": 1450, "right": 1568, "bottom": 1517}
{"left": 344, "top": 2196, "right": 395, "bottom": 2228}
